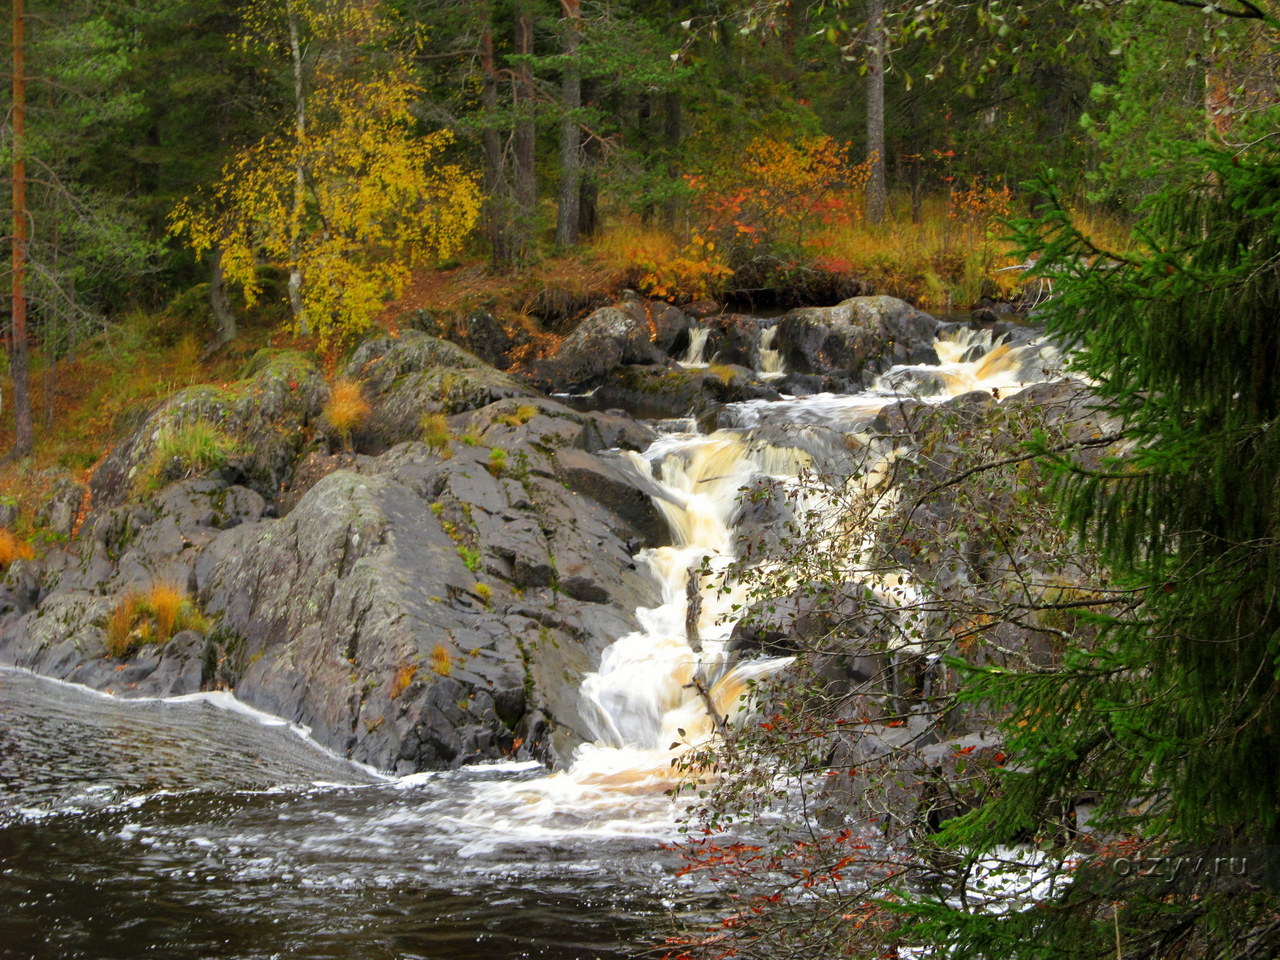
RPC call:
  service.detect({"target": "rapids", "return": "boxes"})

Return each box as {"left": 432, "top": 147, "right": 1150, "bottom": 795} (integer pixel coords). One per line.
{"left": 0, "top": 325, "right": 1060, "bottom": 959}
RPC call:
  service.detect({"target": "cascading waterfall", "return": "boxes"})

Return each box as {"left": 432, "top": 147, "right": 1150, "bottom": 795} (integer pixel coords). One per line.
{"left": 680, "top": 325, "right": 711, "bottom": 367}
{"left": 560, "top": 326, "right": 1061, "bottom": 794}
{"left": 757, "top": 325, "right": 785, "bottom": 379}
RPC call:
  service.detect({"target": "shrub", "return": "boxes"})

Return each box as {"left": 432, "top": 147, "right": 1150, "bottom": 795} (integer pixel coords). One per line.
{"left": 324, "top": 379, "right": 371, "bottom": 450}
{"left": 0, "top": 529, "right": 34, "bottom": 567}
{"left": 458, "top": 545, "right": 481, "bottom": 573}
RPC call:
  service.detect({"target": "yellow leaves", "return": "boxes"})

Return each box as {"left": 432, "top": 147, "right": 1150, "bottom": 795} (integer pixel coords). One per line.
{"left": 168, "top": 0, "right": 480, "bottom": 349}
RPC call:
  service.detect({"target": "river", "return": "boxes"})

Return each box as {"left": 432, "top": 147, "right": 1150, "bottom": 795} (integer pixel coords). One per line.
{"left": 0, "top": 322, "right": 1058, "bottom": 960}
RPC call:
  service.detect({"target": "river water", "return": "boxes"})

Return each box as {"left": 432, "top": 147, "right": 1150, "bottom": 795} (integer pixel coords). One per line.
{"left": 0, "top": 324, "right": 1058, "bottom": 960}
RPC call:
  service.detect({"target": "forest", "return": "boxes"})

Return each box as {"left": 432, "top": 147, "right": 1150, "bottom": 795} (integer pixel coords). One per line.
{"left": 2, "top": 1, "right": 1280, "bottom": 959}
{"left": 2, "top": 0, "right": 1270, "bottom": 462}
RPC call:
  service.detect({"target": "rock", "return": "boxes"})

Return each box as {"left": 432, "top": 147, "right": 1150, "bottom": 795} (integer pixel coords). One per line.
{"left": 518, "top": 303, "right": 663, "bottom": 391}
{"left": 36, "top": 477, "right": 86, "bottom": 537}
{"left": 90, "top": 349, "right": 326, "bottom": 508}
{"left": 777, "top": 295, "right": 940, "bottom": 382}
{"left": 594, "top": 364, "right": 782, "bottom": 420}
{"left": 344, "top": 331, "right": 539, "bottom": 450}
{"left": 553, "top": 447, "right": 667, "bottom": 547}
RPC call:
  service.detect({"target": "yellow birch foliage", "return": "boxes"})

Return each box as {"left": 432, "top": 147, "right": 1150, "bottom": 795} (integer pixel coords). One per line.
{"left": 169, "top": 0, "right": 481, "bottom": 348}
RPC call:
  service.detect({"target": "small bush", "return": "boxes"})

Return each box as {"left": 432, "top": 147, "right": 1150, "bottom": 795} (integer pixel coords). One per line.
{"left": 459, "top": 432, "right": 479, "bottom": 447}
{"left": 458, "top": 545, "right": 481, "bottom": 572}
{"left": 104, "top": 582, "right": 208, "bottom": 659}
{"left": 0, "top": 529, "right": 34, "bottom": 567}
{"left": 431, "top": 643, "right": 452, "bottom": 677}
{"left": 420, "top": 411, "right": 452, "bottom": 455}
{"left": 324, "top": 379, "right": 371, "bottom": 450}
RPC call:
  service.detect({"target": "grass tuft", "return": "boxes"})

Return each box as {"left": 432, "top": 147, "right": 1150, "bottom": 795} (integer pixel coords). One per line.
{"left": 431, "top": 643, "right": 452, "bottom": 677}
{"left": 420, "top": 411, "right": 452, "bottom": 456}
{"left": 104, "top": 581, "right": 209, "bottom": 659}
{"left": 390, "top": 663, "right": 417, "bottom": 699}
{"left": 146, "top": 419, "right": 238, "bottom": 490}
{"left": 0, "top": 529, "right": 35, "bottom": 567}
{"left": 324, "top": 379, "right": 372, "bottom": 449}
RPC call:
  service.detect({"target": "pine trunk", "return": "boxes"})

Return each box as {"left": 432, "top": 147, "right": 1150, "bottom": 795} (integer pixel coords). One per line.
{"left": 555, "top": 0, "right": 582, "bottom": 249}
{"left": 480, "top": 15, "right": 511, "bottom": 267}
{"left": 10, "top": 0, "right": 32, "bottom": 458}
{"left": 513, "top": 0, "right": 537, "bottom": 260}
{"left": 865, "top": 0, "right": 887, "bottom": 226}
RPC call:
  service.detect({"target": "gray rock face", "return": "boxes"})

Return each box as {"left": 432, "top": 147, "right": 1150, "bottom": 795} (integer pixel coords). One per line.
{"left": 777, "top": 295, "right": 940, "bottom": 383}
{"left": 342, "top": 331, "right": 540, "bottom": 451}
{"left": 0, "top": 349, "right": 668, "bottom": 774}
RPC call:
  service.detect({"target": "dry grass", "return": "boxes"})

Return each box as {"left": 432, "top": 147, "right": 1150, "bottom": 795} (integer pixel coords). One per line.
{"left": 431, "top": 642, "right": 452, "bottom": 677}
{"left": 104, "top": 581, "right": 208, "bottom": 659}
{"left": 0, "top": 528, "right": 34, "bottom": 566}
{"left": 390, "top": 662, "right": 417, "bottom": 699}
{"left": 420, "top": 411, "right": 452, "bottom": 454}
{"left": 324, "top": 379, "right": 372, "bottom": 449}
{"left": 495, "top": 404, "right": 539, "bottom": 427}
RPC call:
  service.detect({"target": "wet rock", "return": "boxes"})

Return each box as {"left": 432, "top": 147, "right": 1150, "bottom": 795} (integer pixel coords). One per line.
{"left": 777, "top": 295, "right": 940, "bottom": 383}
{"left": 595, "top": 364, "right": 782, "bottom": 420}
{"left": 518, "top": 303, "right": 663, "bottom": 391}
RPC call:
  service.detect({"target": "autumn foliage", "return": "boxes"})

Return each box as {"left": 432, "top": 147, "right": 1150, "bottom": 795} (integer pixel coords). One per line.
{"left": 631, "top": 135, "right": 875, "bottom": 303}
{"left": 169, "top": 0, "right": 481, "bottom": 348}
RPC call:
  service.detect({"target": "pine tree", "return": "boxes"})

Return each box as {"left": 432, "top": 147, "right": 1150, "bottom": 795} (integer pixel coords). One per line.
{"left": 922, "top": 144, "right": 1280, "bottom": 959}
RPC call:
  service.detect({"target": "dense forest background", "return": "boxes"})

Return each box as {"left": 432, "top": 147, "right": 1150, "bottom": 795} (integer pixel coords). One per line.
{"left": 3, "top": 0, "right": 1271, "bottom": 365}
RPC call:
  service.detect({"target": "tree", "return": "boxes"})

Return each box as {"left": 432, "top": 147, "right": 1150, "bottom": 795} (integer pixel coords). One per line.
{"left": 9, "top": 0, "right": 31, "bottom": 459}
{"left": 3, "top": 0, "right": 162, "bottom": 455}
{"left": 169, "top": 0, "right": 481, "bottom": 347}
{"left": 666, "top": 7, "right": 1280, "bottom": 958}
{"left": 864, "top": 0, "right": 886, "bottom": 224}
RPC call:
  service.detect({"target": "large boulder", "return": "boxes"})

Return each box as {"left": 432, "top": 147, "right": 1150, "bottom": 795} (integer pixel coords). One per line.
{"left": 776, "top": 295, "right": 940, "bottom": 383}
{"left": 343, "top": 331, "right": 540, "bottom": 450}
{"left": 517, "top": 301, "right": 669, "bottom": 391}
{"left": 90, "top": 349, "right": 326, "bottom": 508}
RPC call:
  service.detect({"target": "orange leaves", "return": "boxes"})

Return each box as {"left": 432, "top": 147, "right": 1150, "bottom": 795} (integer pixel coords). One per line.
{"left": 687, "top": 135, "right": 874, "bottom": 255}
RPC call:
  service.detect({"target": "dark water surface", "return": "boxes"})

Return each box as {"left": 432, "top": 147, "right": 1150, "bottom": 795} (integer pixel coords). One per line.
{"left": 0, "top": 670, "right": 705, "bottom": 960}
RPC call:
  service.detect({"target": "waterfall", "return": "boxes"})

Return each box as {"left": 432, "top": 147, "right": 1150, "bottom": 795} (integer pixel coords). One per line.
{"left": 680, "top": 326, "right": 711, "bottom": 367}
{"left": 417, "top": 326, "right": 1059, "bottom": 809}
{"left": 757, "top": 325, "right": 785, "bottom": 379}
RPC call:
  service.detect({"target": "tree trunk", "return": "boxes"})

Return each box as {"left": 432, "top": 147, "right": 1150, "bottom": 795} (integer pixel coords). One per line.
{"left": 865, "top": 0, "right": 887, "bottom": 226}
{"left": 286, "top": 0, "right": 308, "bottom": 334}
{"left": 513, "top": 0, "right": 537, "bottom": 260}
{"left": 10, "top": 0, "right": 33, "bottom": 458}
{"left": 480, "top": 14, "right": 512, "bottom": 267}
{"left": 661, "top": 91, "right": 682, "bottom": 228}
{"left": 210, "top": 245, "right": 237, "bottom": 344}
{"left": 555, "top": 0, "right": 582, "bottom": 249}
{"left": 578, "top": 78, "right": 600, "bottom": 239}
